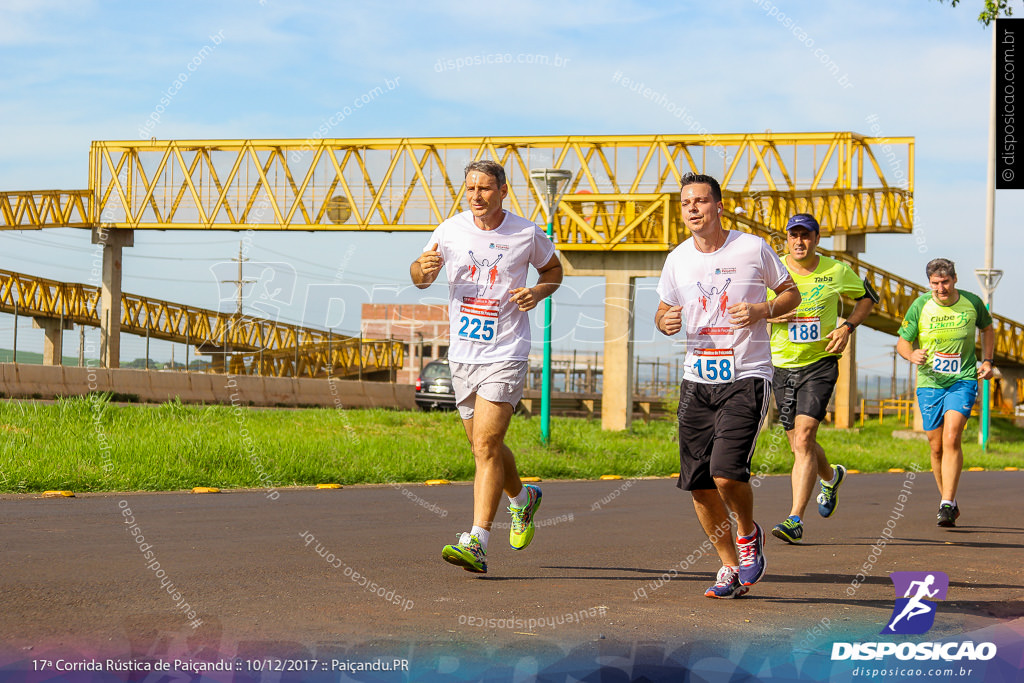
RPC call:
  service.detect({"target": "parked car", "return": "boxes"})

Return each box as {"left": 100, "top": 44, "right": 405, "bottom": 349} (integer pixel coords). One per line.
{"left": 415, "top": 358, "right": 457, "bottom": 411}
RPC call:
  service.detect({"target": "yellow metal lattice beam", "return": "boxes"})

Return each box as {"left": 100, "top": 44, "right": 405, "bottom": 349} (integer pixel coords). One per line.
{"left": 70, "top": 134, "right": 913, "bottom": 244}
{"left": 0, "top": 268, "right": 401, "bottom": 378}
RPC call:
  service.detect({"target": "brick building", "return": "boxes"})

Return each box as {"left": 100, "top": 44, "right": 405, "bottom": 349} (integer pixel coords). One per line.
{"left": 361, "top": 303, "right": 449, "bottom": 384}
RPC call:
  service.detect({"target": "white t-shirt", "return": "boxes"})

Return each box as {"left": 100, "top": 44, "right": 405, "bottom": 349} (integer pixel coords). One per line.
{"left": 656, "top": 231, "right": 790, "bottom": 383}
{"left": 424, "top": 210, "right": 557, "bottom": 364}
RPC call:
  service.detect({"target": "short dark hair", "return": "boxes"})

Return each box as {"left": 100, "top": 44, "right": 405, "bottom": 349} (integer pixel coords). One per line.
{"left": 925, "top": 258, "right": 957, "bottom": 280}
{"left": 464, "top": 160, "right": 506, "bottom": 187}
{"left": 680, "top": 172, "right": 722, "bottom": 202}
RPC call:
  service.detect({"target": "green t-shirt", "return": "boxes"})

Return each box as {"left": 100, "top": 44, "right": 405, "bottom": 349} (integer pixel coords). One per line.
{"left": 898, "top": 291, "right": 992, "bottom": 389}
{"left": 769, "top": 256, "right": 868, "bottom": 369}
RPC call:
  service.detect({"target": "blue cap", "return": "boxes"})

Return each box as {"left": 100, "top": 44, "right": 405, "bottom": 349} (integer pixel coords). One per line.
{"left": 785, "top": 213, "right": 819, "bottom": 233}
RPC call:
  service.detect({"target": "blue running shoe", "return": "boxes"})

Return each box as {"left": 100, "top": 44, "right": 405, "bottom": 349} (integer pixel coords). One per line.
{"left": 771, "top": 516, "right": 803, "bottom": 544}
{"left": 737, "top": 522, "right": 766, "bottom": 587}
{"left": 704, "top": 566, "right": 749, "bottom": 599}
{"left": 817, "top": 464, "right": 846, "bottom": 518}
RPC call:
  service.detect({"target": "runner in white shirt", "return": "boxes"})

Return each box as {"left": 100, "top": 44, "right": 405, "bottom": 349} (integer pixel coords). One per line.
{"left": 655, "top": 173, "right": 800, "bottom": 598}
{"left": 410, "top": 160, "right": 562, "bottom": 574}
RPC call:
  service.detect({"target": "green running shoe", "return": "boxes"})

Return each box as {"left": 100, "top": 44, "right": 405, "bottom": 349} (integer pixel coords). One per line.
{"left": 442, "top": 532, "right": 487, "bottom": 573}
{"left": 771, "top": 516, "right": 803, "bottom": 544}
{"left": 509, "top": 484, "right": 542, "bottom": 550}
{"left": 816, "top": 464, "right": 846, "bottom": 518}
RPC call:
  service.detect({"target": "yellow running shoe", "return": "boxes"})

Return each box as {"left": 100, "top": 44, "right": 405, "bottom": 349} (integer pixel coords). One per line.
{"left": 509, "top": 484, "right": 542, "bottom": 550}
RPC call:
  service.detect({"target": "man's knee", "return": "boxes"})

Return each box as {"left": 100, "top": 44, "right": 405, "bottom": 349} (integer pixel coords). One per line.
{"left": 690, "top": 487, "right": 720, "bottom": 505}
{"left": 472, "top": 432, "right": 505, "bottom": 459}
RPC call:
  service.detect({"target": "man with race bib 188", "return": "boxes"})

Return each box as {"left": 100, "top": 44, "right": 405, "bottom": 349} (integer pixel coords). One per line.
{"left": 766, "top": 213, "right": 878, "bottom": 544}
{"left": 656, "top": 172, "right": 800, "bottom": 598}
{"left": 411, "top": 160, "right": 563, "bottom": 573}
{"left": 896, "top": 258, "right": 994, "bottom": 528}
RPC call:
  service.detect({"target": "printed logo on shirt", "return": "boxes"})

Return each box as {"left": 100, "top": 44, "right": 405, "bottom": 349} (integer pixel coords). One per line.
{"left": 489, "top": 243, "right": 510, "bottom": 250}
{"left": 714, "top": 267, "right": 737, "bottom": 275}
{"left": 697, "top": 326, "right": 733, "bottom": 336}
{"left": 697, "top": 278, "right": 732, "bottom": 327}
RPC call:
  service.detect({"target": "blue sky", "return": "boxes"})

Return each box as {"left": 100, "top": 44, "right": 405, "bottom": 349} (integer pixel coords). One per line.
{"left": 0, "top": 0, "right": 1018, "bottom": 378}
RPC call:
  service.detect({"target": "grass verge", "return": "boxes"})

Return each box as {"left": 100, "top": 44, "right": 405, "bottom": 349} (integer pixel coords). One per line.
{"left": 0, "top": 395, "right": 1020, "bottom": 493}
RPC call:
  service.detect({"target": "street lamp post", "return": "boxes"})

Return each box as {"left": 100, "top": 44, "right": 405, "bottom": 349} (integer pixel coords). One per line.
{"left": 978, "top": 24, "right": 1004, "bottom": 450}
{"left": 529, "top": 168, "right": 572, "bottom": 445}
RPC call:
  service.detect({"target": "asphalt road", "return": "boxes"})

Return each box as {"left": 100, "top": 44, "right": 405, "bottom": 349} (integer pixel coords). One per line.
{"left": 1, "top": 472, "right": 1022, "bottom": 679}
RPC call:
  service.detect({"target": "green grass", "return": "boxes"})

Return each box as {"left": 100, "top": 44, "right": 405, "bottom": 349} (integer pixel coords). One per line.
{"left": 0, "top": 395, "right": 1020, "bottom": 493}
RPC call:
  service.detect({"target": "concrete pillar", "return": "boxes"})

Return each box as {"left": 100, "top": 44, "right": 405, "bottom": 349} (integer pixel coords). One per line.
{"left": 834, "top": 321, "right": 857, "bottom": 429}
{"left": 830, "top": 233, "right": 865, "bottom": 429}
{"left": 92, "top": 228, "right": 134, "bottom": 368}
{"left": 32, "top": 318, "right": 73, "bottom": 365}
{"left": 560, "top": 251, "right": 666, "bottom": 431}
{"left": 603, "top": 269, "right": 636, "bottom": 430}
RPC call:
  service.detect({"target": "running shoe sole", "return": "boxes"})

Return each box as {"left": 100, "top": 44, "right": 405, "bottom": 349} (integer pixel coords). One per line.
{"left": 442, "top": 544, "right": 487, "bottom": 573}
{"left": 771, "top": 522, "right": 802, "bottom": 544}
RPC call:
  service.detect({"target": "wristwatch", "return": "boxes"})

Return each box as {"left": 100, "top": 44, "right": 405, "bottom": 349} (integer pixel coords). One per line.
{"left": 841, "top": 321, "right": 856, "bottom": 332}
{"left": 983, "top": 358, "right": 994, "bottom": 364}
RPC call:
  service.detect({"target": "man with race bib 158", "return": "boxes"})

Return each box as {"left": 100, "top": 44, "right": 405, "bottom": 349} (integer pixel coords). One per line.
{"left": 766, "top": 213, "right": 878, "bottom": 545}
{"left": 896, "top": 258, "right": 994, "bottom": 528}
{"left": 411, "top": 160, "right": 563, "bottom": 573}
{"left": 656, "top": 172, "right": 800, "bottom": 598}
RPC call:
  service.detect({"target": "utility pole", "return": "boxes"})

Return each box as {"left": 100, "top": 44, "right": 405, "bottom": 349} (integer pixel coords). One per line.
{"left": 221, "top": 241, "right": 255, "bottom": 372}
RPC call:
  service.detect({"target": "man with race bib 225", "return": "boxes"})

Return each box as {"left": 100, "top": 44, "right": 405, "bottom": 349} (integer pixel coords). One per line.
{"left": 411, "top": 160, "right": 562, "bottom": 573}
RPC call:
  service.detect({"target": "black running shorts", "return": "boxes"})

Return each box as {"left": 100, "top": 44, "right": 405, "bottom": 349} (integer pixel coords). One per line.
{"left": 676, "top": 377, "right": 771, "bottom": 491}
{"left": 771, "top": 356, "right": 840, "bottom": 431}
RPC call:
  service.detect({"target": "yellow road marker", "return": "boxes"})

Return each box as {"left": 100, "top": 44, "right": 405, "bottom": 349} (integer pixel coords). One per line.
{"left": 425, "top": 479, "right": 451, "bottom": 486}
{"left": 600, "top": 475, "right": 623, "bottom": 480}
{"left": 42, "top": 490, "right": 74, "bottom": 498}
{"left": 192, "top": 487, "right": 220, "bottom": 494}
{"left": 317, "top": 483, "right": 343, "bottom": 489}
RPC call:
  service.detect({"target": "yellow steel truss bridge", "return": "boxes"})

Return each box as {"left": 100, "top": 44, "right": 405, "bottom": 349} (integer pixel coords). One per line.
{"left": 0, "top": 268, "right": 402, "bottom": 378}
{"left": 0, "top": 132, "right": 1018, "bottom": 374}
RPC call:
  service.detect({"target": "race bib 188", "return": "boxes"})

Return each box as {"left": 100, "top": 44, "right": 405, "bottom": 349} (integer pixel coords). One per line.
{"left": 787, "top": 316, "right": 821, "bottom": 344}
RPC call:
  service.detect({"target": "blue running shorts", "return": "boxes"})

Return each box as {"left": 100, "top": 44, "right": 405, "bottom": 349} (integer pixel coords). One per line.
{"left": 916, "top": 380, "right": 978, "bottom": 432}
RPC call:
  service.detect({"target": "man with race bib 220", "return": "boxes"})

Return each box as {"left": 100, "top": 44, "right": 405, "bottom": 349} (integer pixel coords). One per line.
{"left": 896, "top": 258, "right": 994, "bottom": 528}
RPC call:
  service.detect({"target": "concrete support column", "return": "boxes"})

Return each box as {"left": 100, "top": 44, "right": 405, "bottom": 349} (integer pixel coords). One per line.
{"left": 834, "top": 322, "right": 857, "bottom": 429}
{"left": 603, "top": 270, "right": 636, "bottom": 431}
{"left": 92, "top": 228, "right": 134, "bottom": 369}
{"left": 560, "top": 251, "right": 667, "bottom": 431}
{"left": 33, "top": 318, "right": 73, "bottom": 365}
{"left": 831, "top": 234, "right": 866, "bottom": 430}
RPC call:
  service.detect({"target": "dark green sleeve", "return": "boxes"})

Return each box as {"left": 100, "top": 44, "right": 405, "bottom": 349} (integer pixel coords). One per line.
{"left": 969, "top": 292, "right": 993, "bottom": 329}
{"left": 898, "top": 296, "right": 924, "bottom": 342}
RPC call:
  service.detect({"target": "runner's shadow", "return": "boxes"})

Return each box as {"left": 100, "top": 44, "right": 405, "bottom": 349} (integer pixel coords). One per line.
{"left": 900, "top": 533, "right": 1024, "bottom": 549}
{"left": 826, "top": 536, "right": 1024, "bottom": 550}
{"left": 542, "top": 565, "right": 695, "bottom": 575}
{"left": 478, "top": 565, "right": 709, "bottom": 581}
{"left": 766, "top": 597, "right": 1024, "bottom": 620}
{"left": 766, "top": 572, "right": 1020, "bottom": 592}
